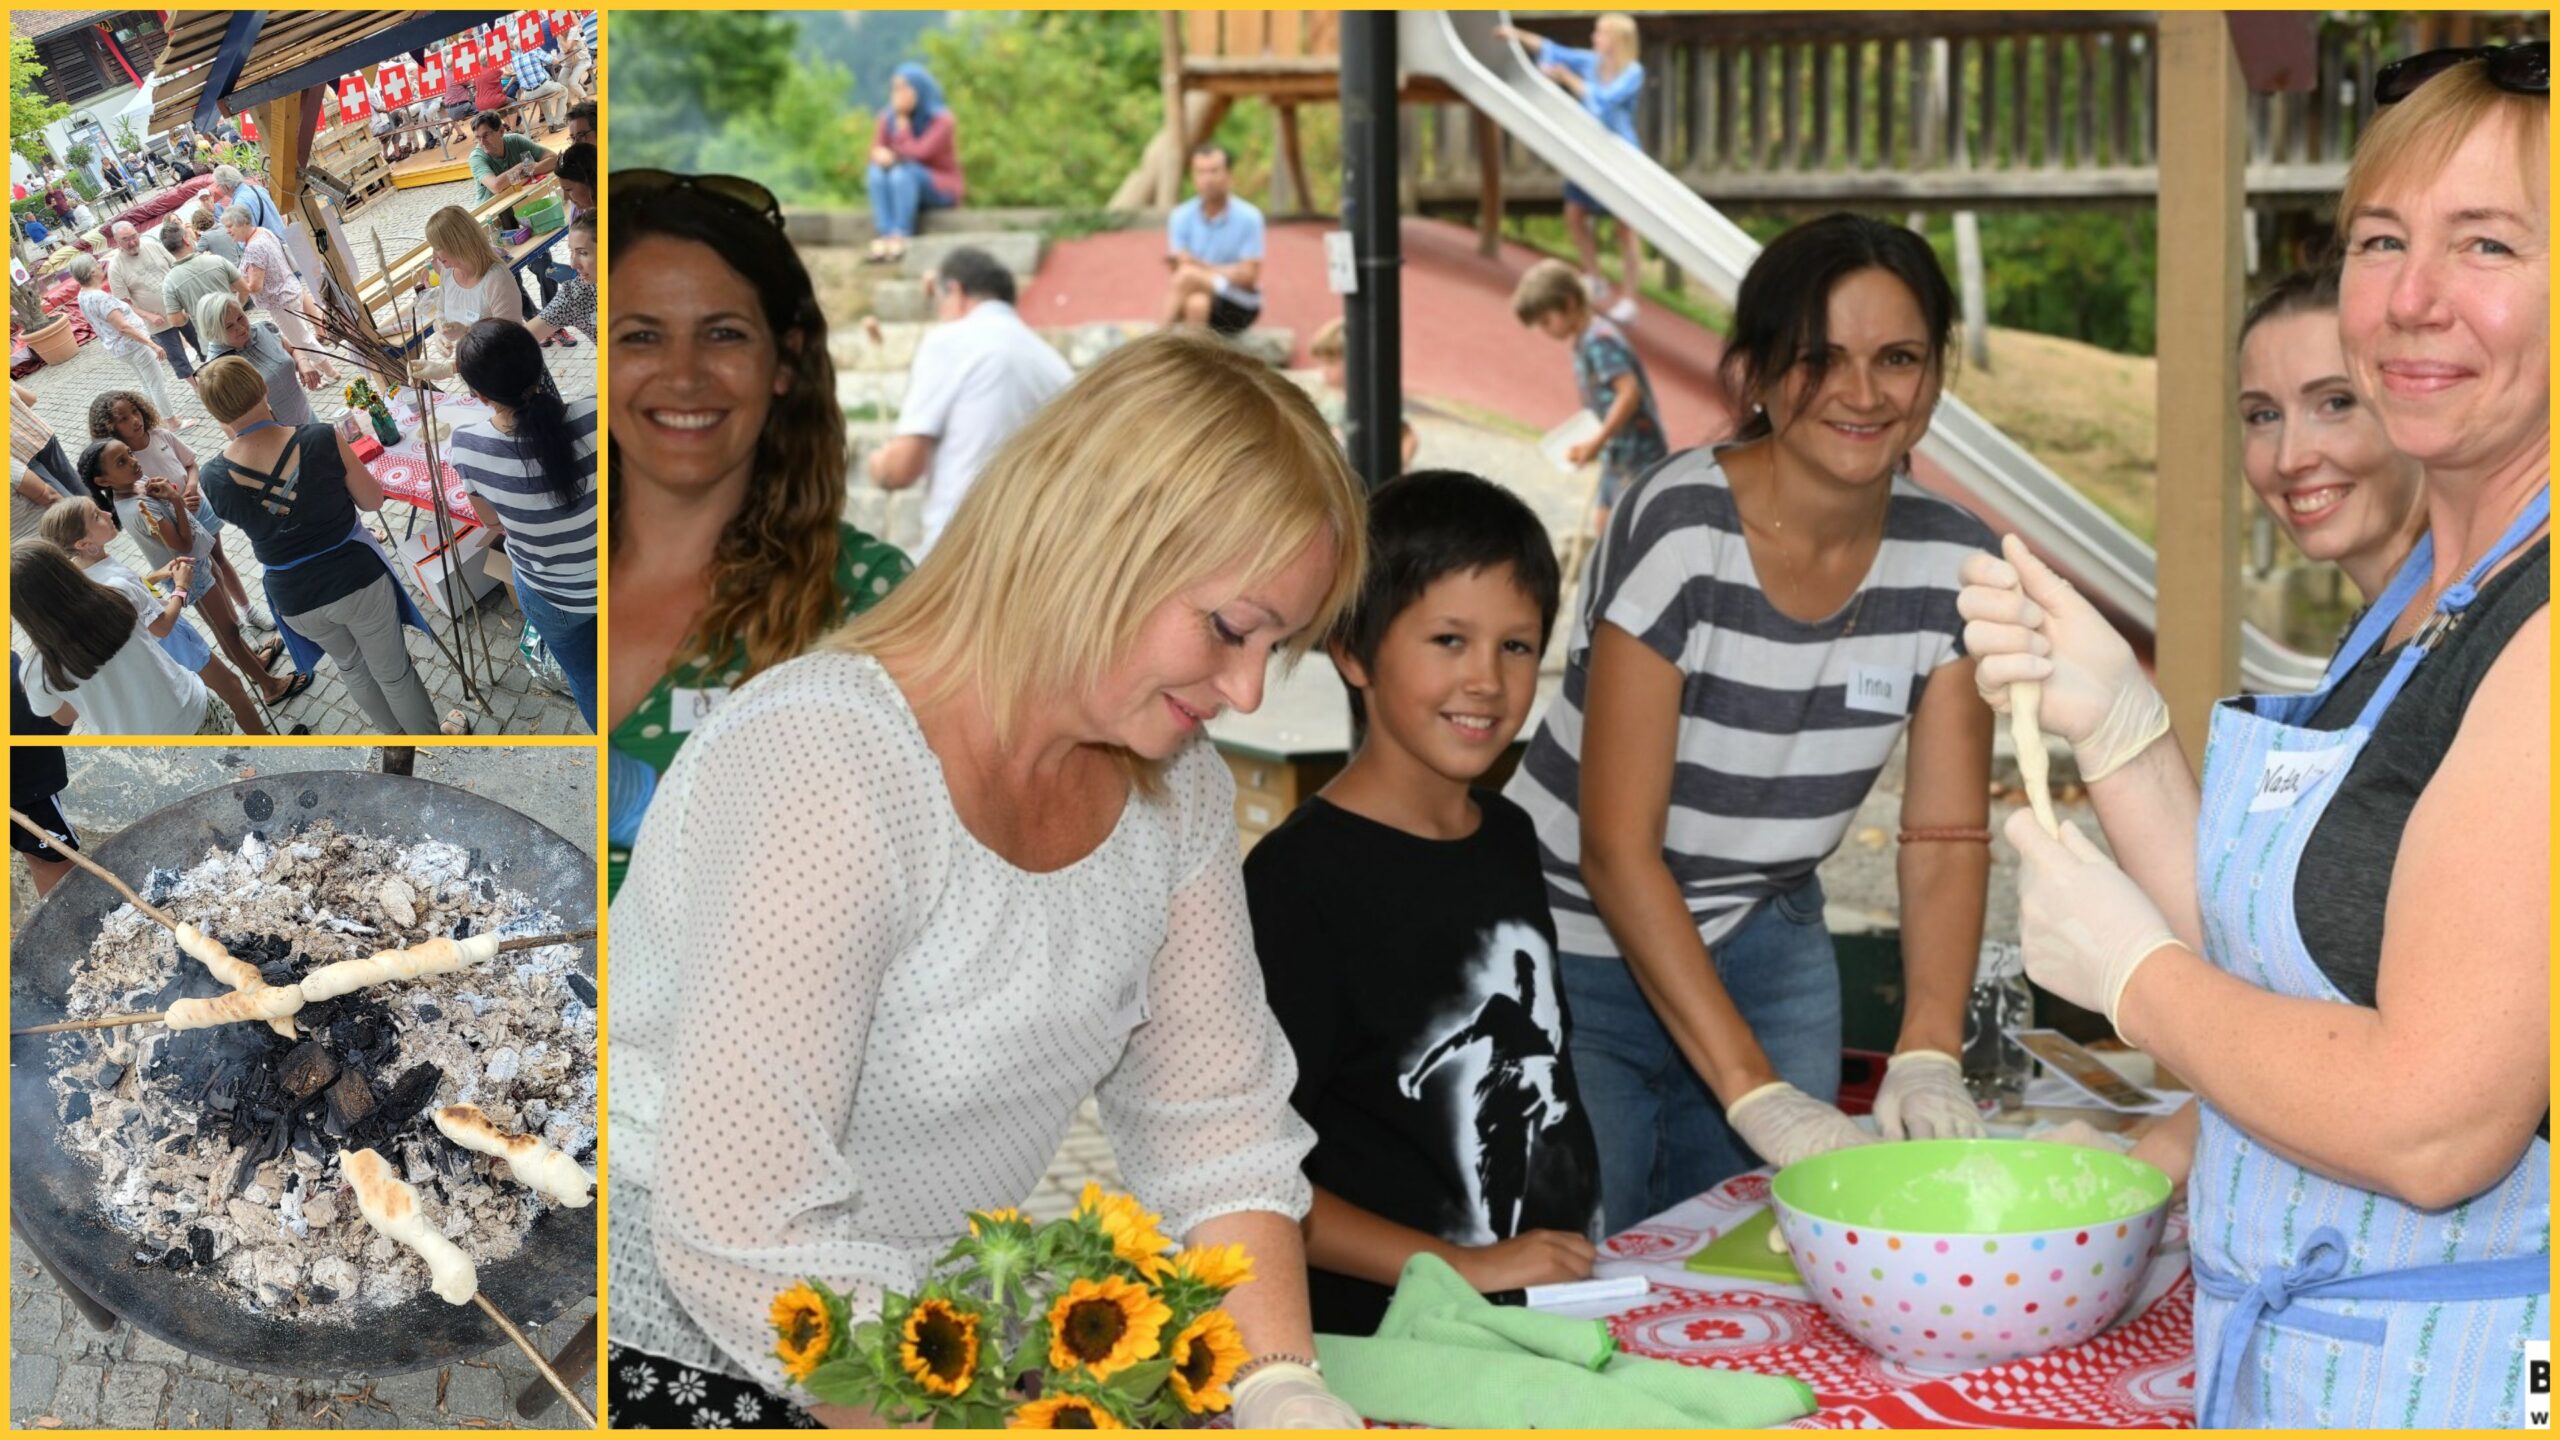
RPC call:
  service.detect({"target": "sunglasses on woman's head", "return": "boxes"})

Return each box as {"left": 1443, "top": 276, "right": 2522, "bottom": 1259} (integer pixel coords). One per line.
{"left": 612, "top": 169, "right": 786, "bottom": 228}
{"left": 2375, "top": 40, "right": 2548, "bottom": 105}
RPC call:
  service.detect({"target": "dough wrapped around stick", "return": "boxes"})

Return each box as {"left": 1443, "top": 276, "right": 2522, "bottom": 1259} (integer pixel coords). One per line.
{"left": 301, "top": 933, "right": 505, "bottom": 1002}
{"left": 165, "top": 984, "right": 308, "bottom": 1031}
{"left": 433, "top": 1104, "right": 594, "bottom": 1208}
{"left": 2012, "top": 681, "right": 2060, "bottom": 838}
{"left": 339, "top": 1147, "right": 478, "bottom": 1304}
{"left": 174, "top": 922, "right": 298, "bottom": 1038}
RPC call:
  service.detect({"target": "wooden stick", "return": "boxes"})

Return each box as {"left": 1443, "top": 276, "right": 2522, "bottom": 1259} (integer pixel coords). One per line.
{"left": 9, "top": 930, "right": 596, "bottom": 1036}
{"left": 6, "top": 809, "right": 176, "bottom": 931}
{"left": 475, "top": 1293, "right": 597, "bottom": 1428}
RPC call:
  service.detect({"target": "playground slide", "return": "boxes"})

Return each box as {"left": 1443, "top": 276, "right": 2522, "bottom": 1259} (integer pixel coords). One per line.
{"left": 1401, "top": 10, "right": 2326, "bottom": 692}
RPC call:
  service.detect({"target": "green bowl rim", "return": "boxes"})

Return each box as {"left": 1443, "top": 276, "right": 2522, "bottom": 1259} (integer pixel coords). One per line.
{"left": 1769, "top": 1138, "right": 2173, "bottom": 1235}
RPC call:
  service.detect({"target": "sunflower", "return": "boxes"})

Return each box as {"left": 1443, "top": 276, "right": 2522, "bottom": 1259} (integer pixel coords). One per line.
{"left": 897, "top": 1298, "right": 981, "bottom": 1398}
{"left": 969, "top": 1206, "right": 1026, "bottom": 1235}
{"left": 1045, "top": 1275, "right": 1170, "bottom": 1380}
{"left": 1170, "top": 1243, "right": 1254, "bottom": 1291}
{"left": 1166, "top": 1310, "right": 1248, "bottom": 1414}
{"left": 769, "top": 1282, "right": 833, "bottom": 1382}
{"left": 1075, "top": 1183, "right": 1174, "bottom": 1278}
{"left": 1008, "top": 1395, "right": 1126, "bottom": 1429}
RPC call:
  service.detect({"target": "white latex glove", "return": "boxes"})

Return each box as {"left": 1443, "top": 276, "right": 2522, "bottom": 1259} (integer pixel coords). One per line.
{"left": 2007, "top": 810, "right": 2182, "bottom": 1036}
{"left": 1725, "top": 1081, "right": 1874, "bottom": 1169}
{"left": 2028, "top": 1119, "right": 2136, "bottom": 1153}
{"left": 1873, "top": 1049, "right": 1986, "bottom": 1140}
{"left": 1231, "top": 1361, "right": 1363, "bottom": 1429}
{"left": 1956, "top": 535, "right": 2171, "bottom": 783}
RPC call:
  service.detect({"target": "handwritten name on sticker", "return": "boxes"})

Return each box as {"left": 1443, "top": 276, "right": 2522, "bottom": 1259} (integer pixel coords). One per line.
{"left": 2249, "top": 744, "right": 2356, "bottom": 813}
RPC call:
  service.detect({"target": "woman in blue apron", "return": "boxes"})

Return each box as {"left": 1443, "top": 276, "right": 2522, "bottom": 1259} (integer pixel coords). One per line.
{"left": 1959, "top": 46, "right": 2549, "bottom": 1427}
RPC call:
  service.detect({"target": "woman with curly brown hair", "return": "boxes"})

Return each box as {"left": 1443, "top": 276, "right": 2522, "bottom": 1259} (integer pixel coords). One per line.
{"left": 605, "top": 175, "right": 912, "bottom": 896}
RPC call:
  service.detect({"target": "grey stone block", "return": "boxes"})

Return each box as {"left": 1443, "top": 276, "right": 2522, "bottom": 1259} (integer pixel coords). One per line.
{"left": 127, "top": 1330, "right": 187, "bottom": 1368}
{"left": 871, "top": 278, "right": 930, "bottom": 323}
{"left": 370, "top": 1367, "right": 442, "bottom": 1414}
{"left": 836, "top": 368, "right": 908, "bottom": 414}
{"left": 50, "top": 1363, "right": 104, "bottom": 1427}
{"left": 167, "top": 1376, "right": 232, "bottom": 1428}
{"left": 99, "top": 1363, "right": 170, "bottom": 1428}
{"left": 11, "top": 1353, "right": 60, "bottom": 1419}
{"left": 441, "top": 1363, "right": 507, "bottom": 1419}
{"left": 901, "top": 231, "right": 1044, "bottom": 282}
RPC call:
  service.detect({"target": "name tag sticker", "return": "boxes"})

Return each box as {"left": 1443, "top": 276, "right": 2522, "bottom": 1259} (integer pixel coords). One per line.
{"left": 1843, "top": 663, "right": 1910, "bottom": 716}
{"left": 2250, "top": 744, "right": 2355, "bottom": 812}
{"left": 666, "top": 686, "right": 731, "bottom": 735}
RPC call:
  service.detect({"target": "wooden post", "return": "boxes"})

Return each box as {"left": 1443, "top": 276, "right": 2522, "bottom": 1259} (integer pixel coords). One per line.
{"left": 1473, "top": 109, "right": 1502, "bottom": 258}
{"left": 1158, "top": 12, "right": 1188, "bottom": 209}
{"left": 2154, "top": 12, "right": 2246, "bottom": 767}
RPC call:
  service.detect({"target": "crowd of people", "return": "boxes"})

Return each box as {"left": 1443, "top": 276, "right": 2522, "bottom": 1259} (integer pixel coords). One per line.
{"left": 10, "top": 32, "right": 600, "bottom": 739}
{"left": 602, "top": 34, "right": 2546, "bottom": 1434}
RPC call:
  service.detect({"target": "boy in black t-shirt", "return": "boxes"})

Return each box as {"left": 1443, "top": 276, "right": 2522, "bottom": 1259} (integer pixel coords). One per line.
{"left": 1245, "top": 470, "right": 1604, "bottom": 1336}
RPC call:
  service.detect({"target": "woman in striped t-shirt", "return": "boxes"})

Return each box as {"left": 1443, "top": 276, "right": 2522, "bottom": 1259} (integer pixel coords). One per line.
{"left": 451, "top": 318, "right": 600, "bottom": 729}
{"left": 1505, "top": 214, "right": 1999, "bottom": 1233}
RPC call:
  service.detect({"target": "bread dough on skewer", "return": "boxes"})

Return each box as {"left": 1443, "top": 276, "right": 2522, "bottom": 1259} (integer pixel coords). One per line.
{"left": 339, "top": 1147, "right": 479, "bottom": 1304}
{"left": 433, "top": 1104, "right": 594, "bottom": 1208}
{"left": 174, "top": 921, "right": 298, "bottom": 1039}
{"left": 301, "top": 933, "right": 505, "bottom": 1002}
{"left": 166, "top": 984, "right": 308, "bottom": 1031}
{"left": 2012, "top": 681, "right": 2060, "bottom": 838}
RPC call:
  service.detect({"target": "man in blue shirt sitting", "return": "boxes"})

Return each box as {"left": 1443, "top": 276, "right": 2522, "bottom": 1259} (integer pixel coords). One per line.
{"left": 511, "top": 43, "right": 568, "bottom": 131}
{"left": 1163, "top": 143, "right": 1265, "bottom": 337}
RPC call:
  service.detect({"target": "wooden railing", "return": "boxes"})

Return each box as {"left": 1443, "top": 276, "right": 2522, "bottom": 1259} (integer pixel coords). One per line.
{"left": 1406, "top": 10, "right": 2546, "bottom": 212}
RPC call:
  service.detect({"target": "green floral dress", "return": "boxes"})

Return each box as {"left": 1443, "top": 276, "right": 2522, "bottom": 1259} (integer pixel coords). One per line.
{"left": 608, "top": 522, "right": 911, "bottom": 896}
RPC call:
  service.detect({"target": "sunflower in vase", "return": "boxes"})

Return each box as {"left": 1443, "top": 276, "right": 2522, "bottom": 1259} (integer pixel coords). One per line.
{"left": 771, "top": 1186, "right": 1253, "bottom": 1428}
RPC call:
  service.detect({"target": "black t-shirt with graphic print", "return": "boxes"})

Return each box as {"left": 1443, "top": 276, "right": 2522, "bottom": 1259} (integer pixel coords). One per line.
{"left": 1246, "top": 791, "right": 1604, "bottom": 1336}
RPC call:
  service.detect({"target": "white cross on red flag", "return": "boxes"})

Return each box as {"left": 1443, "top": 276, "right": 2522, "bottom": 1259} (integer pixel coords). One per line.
{"left": 485, "top": 29, "right": 514, "bottom": 67}
{"left": 379, "top": 62, "right": 412, "bottom": 106}
{"left": 338, "top": 76, "right": 370, "bottom": 117}
{"left": 512, "top": 12, "right": 546, "bottom": 52}
{"left": 419, "top": 52, "right": 444, "bottom": 92}
{"left": 448, "top": 42, "right": 478, "bottom": 80}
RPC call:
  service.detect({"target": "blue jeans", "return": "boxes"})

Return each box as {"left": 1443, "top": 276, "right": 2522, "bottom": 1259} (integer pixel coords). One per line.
{"left": 515, "top": 582, "right": 596, "bottom": 732}
{"left": 1561, "top": 876, "right": 1843, "bottom": 1236}
{"left": 866, "top": 160, "right": 952, "bottom": 239}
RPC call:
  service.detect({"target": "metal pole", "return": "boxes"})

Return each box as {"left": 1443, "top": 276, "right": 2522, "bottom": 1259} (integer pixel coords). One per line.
{"left": 1339, "top": 10, "right": 1403, "bottom": 495}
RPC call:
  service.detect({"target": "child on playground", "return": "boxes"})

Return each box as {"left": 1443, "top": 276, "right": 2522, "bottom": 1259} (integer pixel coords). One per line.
{"left": 1307, "top": 316, "right": 1418, "bottom": 474}
{"left": 1512, "top": 258, "right": 1668, "bottom": 539}
{"left": 1495, "top": 14, "right": 1648, "bottom": 322}
{"left": 1244, "top": 469, "right": 1603, "bottom": 1337}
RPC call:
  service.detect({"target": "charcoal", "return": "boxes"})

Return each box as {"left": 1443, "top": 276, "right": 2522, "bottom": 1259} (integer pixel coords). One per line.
{"left": 278, "top": 1041, "right": 338, "bottom": 1100}
{"left": 309, "top": 1284, "right": 337, "bottom": 1304}
{"left": 413, "top": 1002, "right": 441, "bottom": 1024}
{"left": 62, "top": 1091, "right": 91, "bottom": 1124}
{"left": 261, "top": 1112, "right": 291, "bottom": 1165}
{"left": 323, "top": 1070, "right": 375, "bottom": 1133}
{"left": 95, "top": 1062, "right": 127, "bottom": 1091}
{"left": 161, "top": 1247, "right": 192, "bottom": 1272}
{"left": 374, "top": 1063, "right": 441, "bottom": 1130}
{"left": 564, "top": 974, "right": 595, "bottom": 1008}
{"left": 258, "top": 961, "right": 298, "bottom": 988}
{"left": 189, "top": 1227, "right": 215, "bottom": 1266}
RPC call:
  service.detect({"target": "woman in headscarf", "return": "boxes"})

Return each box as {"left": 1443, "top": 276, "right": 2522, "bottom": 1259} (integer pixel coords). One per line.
{"left": 863, "top": 62, "right": 963, "bottom": 267}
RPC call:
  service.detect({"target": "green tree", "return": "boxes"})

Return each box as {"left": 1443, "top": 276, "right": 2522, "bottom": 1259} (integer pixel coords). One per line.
{"left": 913, "top": 11, "right": 1163, "bottom": 208}
{"left": 11, "top": 35, "right": 71, "bottom": 167}
{"left": 605, "top": 11, "right": 798, "bottom": 174}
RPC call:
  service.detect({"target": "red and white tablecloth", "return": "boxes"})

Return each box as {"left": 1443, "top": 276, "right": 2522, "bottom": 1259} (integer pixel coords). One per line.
{"left": 368, "top": 392, "right": 490, "bottom": 526}
{"left": 1589, "top": 1171, "right": 2197, "bottom": 1429}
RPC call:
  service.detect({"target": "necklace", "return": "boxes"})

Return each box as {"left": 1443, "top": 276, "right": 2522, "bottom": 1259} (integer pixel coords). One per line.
{"left": 1747, "top": 455, "right": 1880, "bottom": 636}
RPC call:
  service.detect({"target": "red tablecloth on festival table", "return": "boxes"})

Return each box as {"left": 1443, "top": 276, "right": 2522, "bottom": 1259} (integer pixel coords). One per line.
{"left": 1583, "top": 1170, "right": 2196, "bottom": 1429}
{"left": 367, "top": 391, "right": 489, "bottom": 527}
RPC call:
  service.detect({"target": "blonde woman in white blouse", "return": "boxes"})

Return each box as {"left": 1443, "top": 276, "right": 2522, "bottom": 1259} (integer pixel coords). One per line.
{"left": 416, "top": 206, "right": 524, "bottom": 380}
{"left": 608, "top": 330, "right": 1370, "bottom": 1428}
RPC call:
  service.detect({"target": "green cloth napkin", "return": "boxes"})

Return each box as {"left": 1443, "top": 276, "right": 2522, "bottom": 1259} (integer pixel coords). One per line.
{"left": 1314, "top": 1252, "right": 1818, "bottom": 1429}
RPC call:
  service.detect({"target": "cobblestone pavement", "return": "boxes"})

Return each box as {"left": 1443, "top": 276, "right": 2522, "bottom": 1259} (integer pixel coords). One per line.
{"left": 9, "top": 746, "right": 599, "bottom": 1429}
{"left": 13, "top": 177, "right": 595, "bottom": 737}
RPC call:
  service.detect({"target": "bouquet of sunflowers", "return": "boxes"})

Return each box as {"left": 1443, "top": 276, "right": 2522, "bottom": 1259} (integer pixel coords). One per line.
{"left": 770, "top": 1185, "right": 1253, "bottom": 1429}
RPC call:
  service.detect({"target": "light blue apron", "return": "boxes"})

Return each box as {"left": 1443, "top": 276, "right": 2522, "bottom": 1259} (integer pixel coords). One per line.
{"left": 2187, "top": 489, "right": 2551, "bottom": 1428}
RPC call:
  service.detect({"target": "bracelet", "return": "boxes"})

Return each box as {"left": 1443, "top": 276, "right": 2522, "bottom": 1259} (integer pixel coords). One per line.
{"left": 1230, "top": 1352, "right": 1319, "bottom": 1388}
{"left": 1898, "top": 827, "right": 1993, "bottom": 844}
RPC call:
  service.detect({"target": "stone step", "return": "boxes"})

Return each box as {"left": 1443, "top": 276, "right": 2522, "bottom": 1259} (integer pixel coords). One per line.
{"left": 1032, "top": 321, "right": 1296, "bottom": 372}
{"left": 899, "top": 231, "right": 1045, "bottom": 283}
{"left": 781, "top": 206, "right": 1069, "bottom": 248}
{"left": 870, "top": 278, "right": 930, "bottom": 324}
{"left": 829, "top": 321, "right": 926, "bottom": 372}
{"left": 836, "top": 369, "right": 908, "bottom": 415}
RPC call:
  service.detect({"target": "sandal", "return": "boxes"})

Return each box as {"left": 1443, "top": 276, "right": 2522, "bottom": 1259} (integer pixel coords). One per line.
{"left": 264, "top": 671, "right": 315, "bottom": 706}
{"left": 439, "top": 707, "right": 471, "bottom": 736}
{"left": 255, "top": 636, "right": 286, "bottom": 671}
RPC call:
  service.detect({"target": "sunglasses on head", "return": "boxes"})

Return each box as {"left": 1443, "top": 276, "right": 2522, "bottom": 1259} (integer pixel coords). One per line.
{"left": 612, "top": 169, "right": 785, "bottom": 228}
{"left": 2375, "top": 39, "right": 2548, "bottom": 105}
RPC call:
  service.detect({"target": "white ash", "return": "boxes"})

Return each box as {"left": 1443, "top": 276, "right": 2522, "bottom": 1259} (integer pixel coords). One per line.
{"left": 44, "top": 823, "right": 595, "bottom": 1318}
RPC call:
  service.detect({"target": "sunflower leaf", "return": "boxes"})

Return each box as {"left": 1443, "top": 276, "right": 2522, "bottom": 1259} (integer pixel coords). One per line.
{"left": 1103, "top": 1355, "right": 1174, "bottom": 1399}
{"left": 800, "top": 1358, "right": 877, "bottom": 1408}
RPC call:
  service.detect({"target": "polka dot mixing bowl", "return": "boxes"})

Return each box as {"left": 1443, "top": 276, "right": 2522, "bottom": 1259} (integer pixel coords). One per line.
{"left": 1770, "top": 1139, "right": 2173, "bottom": 1370}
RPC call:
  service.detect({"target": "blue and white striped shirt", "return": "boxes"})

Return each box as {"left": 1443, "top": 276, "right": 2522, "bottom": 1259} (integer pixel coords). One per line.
{"left": 1504, "top": 445, "right": 1997, "bottom": 953}
{"left": 449, "top": 397, "right": 598, "bottom": 613}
